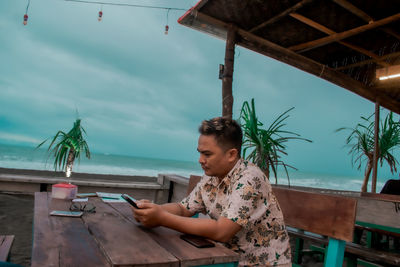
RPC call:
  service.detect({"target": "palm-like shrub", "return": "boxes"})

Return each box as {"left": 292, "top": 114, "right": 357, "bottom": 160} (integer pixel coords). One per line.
{"left": 38, "top": 118, "right": 90, "bottom": 178}
{"left": 336, "top": 111, "right": 400, "bottom": 192}
{"left": 239, "top": 98, "right": 312, "bottom": 184}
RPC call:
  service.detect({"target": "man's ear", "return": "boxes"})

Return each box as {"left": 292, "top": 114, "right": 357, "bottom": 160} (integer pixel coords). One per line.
{"left": 227, "top": 148, "right": 239, "bottom": 162}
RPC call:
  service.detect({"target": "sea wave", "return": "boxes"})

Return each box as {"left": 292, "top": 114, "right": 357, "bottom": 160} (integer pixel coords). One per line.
{"left": 0, "top": 143, "right": 387, "bottom": 192}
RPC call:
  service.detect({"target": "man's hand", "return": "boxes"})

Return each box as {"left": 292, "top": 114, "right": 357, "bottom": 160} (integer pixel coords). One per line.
{"left": 130, "top": 201, "right": 241, "bottom": 242}
{"left": 132, "top": 201, "right": 165, "bottom": 228}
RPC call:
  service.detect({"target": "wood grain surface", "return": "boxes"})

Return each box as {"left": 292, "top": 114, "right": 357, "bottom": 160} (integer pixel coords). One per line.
{"left": 109, "top": 202, "right": 239, "bottom": 267}
{"left": 31, "top": 192, "right": 109, "bottom": 267}
{"left": 273, "top": 187, "right": 357, "bottom": 242}
{"left": 32, "top": 192, "right": 238, "bottom": 267}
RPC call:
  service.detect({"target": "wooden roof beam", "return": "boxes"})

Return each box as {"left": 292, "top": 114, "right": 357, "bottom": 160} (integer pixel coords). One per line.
{"left": 239, "top": 31, "right": 400, "bottom": 114}
{"left": 288, "top": 13, "right": 400, "bottom": 53}
{"left": 181, "top": 11, "right": 400, "bottom": 114}
{"left": 190, "top": 12, "right": 379, "bottom": 106}
{"left": 375, "top": 94, "right": 400, "bottom": 115}
{"left": 374, "top": 80, "right": 400, "bottom": 91}
{"left": 333, "top": 0, "right": 400, "bottom": 40}
{"left": 249, "top": 0, "right": 314, "bottom": 33}
{"left": 382, "top": 28, "right": 400, "bottom": 40}
{"left": 336, "top": 51, "right": 400, "bottom": 70}
{"left": 289, "top": 13, "right": 390, "bottom": 67}
{"left": 332, "top": 0, "right": 373, "bottom": 22}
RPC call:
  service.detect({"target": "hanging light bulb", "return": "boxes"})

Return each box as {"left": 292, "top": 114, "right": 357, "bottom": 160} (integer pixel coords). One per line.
{"left": 98, "top": 11, "right": 103, "bottom": 21}
{"left": 164, "top": 9, "right": 170, "bottom": 35}
{"left": 23, "top": 0, "right": 30, "bottom": 26}
{"left": 23, "top": 14, "right": 28, "bottom": 25}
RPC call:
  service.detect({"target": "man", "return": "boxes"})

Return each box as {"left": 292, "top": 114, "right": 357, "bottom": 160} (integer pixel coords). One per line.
{"left": 380, "top": 179, "right": 400, "bottom": 195}
{"left": 133, "top": 117, "right": 292, "bottom": 266}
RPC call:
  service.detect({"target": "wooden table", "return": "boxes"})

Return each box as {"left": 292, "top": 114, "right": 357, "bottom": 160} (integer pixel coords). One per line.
{"left": 31, "top": 192, "right": 238, "bottom": 267}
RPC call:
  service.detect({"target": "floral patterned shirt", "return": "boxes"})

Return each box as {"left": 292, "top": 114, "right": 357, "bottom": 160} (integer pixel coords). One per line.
{"left": 181, "top": 159, "right": 291, "bottom": 266}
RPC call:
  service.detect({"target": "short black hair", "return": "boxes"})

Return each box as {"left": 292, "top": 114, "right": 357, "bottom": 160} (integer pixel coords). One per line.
{"left": 198, "top": 117, "right": 242, "bottom": 154}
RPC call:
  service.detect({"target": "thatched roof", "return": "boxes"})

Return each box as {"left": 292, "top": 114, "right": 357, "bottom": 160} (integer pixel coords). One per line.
{"left": 178, "top": 0, "right": 400, "bottom": 113}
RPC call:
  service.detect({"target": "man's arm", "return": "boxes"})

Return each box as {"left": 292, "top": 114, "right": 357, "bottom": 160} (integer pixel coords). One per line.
{"left": 133, "top": 202, "right": 241, "bottom": 242}
{"left": 160, "top": 202, "right": 195, "bottom": 217}
{"left": 161, "top": 209, "right": 241, "bottom": 242}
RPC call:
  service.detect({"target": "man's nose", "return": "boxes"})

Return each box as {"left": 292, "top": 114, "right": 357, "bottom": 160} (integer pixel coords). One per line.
{"left": 199, "top": 155, "right": 205, "bottom": 164}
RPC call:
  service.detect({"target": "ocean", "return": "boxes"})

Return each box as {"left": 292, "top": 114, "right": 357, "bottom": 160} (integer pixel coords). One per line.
{"left": 0, "top": 143, "right": 387, "bottom": 192}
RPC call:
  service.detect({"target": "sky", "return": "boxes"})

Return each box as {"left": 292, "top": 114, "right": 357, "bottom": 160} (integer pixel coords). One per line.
{"left": 0, "top": 0, "right": 398, "bottom": 178}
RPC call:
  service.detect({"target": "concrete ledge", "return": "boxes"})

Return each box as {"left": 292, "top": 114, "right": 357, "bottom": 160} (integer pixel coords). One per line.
{"left": 0, "top": 168, "right": 182, "bottom": 204}
{"left": 158, "top": 173, "right": 189, "bottom": 186}
{"left": 0, "top": 167, "right": 158, "bottom": 182}
{"left": 0, "top": 174, "right": 163, "bottom": 189}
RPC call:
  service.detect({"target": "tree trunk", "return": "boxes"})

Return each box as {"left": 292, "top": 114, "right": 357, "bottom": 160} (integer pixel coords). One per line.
{"left": 264, "top": 167, "right": 270, "bottom": 180}
{"left": 361, "top": 160, "right": 373, "bottom": 192}
{"left": 371, "top": 101, "right": 380, "bottom": 193}
{"left": 222, "top": 24, "right": 236, "bottom": 118}
{"left": 65, "top": 150, "right": 75, "bottom": 178}
{"left": 263, "top": 160, "right": 270, "bottom": 180}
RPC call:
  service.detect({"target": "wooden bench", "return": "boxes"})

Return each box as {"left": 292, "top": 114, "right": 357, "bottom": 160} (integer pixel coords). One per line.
{"left": 186, "top": 176, "right": 359, "bottom": 266}
{"left": 0, "top": 235, "right": 14, "bottom": 262}
{"left": 187, "top": 175, "right": 202, "bottom": 196}
{"left": 288, "top": 229, "right": 400, "bottom": 265}
{"left": 356, "top": 192, "right": 400, "bottom": 248}
{"left": 187, "top": 175, "right": 203, "bottom": 218}
{"left": 285, "top": 190, "right": 400, "bottom": 267}
{"left": 347, "top": 192, "right": 400, "bottom": 266}
{"left": 272, "top": 187, "right": 357, "bottom": 267}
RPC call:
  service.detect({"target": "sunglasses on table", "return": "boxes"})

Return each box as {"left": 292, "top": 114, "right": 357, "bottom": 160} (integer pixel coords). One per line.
{"left": 69, "top": 202, "right": 96, "bottom": 213}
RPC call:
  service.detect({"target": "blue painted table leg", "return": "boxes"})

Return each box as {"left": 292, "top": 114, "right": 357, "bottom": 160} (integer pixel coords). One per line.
{"left": 324, "top": 238, "right": 345, "bottom": 267}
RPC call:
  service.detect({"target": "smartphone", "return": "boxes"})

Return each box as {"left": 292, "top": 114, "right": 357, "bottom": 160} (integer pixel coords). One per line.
{"left": 121, "top": 194, "right": 140, "bottom": 209}
{"left": 180, "top": 234, "right": 215, "bottom": 248}
{"left": 50, "top": 210, "right": 83, "bottom": 217}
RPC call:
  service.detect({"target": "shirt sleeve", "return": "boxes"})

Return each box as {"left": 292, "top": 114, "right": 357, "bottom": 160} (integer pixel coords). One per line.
{"left": 180, "top": 178, "right": 207, "bottom": 214}
{"left": 221, "top": 174, "right": 269, "bottom": 229}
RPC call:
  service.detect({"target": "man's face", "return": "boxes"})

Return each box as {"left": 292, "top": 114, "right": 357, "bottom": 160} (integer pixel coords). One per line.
{"left": 197, "top": 134, "right": 238, "bottom": 179}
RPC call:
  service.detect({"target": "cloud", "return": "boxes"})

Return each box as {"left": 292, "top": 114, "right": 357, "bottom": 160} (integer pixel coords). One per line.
{"left": 0, "top": 0, "right": 383, "bottom": 175}
{"left": 0, "top": 131, "right": 41, "bottom": 144}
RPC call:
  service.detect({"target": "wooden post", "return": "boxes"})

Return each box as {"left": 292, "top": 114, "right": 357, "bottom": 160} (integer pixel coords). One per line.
{"left": 222, "top": 24, "right": 236, "bottom": 118}
{"left": 372, "top": 102, "right": 380, "bottom": 193}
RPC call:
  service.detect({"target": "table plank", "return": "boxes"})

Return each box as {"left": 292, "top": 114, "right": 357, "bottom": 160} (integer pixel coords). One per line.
{"left": 110, "top": 203, "right": 239, "bottom": 267}
{"left": 83, "top": 198, "right": 179, "bottom": 267}
{"left": 32, "top": 192, "right": 109, "bottom": 267}
{"left": 145, "top": 227, "right": 239, "bottom": 267}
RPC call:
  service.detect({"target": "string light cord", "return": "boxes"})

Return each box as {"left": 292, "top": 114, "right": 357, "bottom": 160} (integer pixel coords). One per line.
{"left": 63, "top": 0, "right": 186, "bottom": 11}
{"left": 25, "top": 0, "right": 31, "bottom": 14}
{"left": 166, "top": 8, "right": 170, "bottom": 24}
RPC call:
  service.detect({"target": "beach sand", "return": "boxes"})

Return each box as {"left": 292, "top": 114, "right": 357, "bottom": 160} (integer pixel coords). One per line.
{"left": 0, "top": 193, "right": 33, "bottom": 266}
{"left": 0, "top": 192, "right": 323, "bottom": 267}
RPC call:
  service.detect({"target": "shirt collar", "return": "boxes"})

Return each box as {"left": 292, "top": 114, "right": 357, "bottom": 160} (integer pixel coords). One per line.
{"left": 206, "top": 158, "right": 244, "bottom": 187}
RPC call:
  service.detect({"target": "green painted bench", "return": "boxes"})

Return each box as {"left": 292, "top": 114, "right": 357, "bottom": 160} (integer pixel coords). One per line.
{"left": 347, "top": 192, "right": 400, "bottom": 266}
{"left": 286, "top": 190, "right": 400, "bottom": 267}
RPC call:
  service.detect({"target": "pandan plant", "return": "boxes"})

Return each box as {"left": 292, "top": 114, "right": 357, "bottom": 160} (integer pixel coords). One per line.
{"left": 38, "top": 118, "right": 90, "bottom": 178}
{"left": 239, "top": 98, "right": 312, "bottom": 185}
{"left": 336, "top": 111, "right": 400, "bottom": 192}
